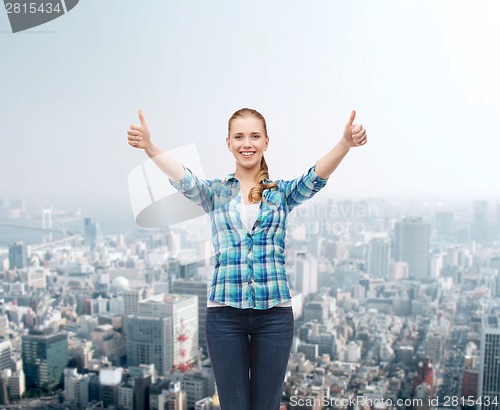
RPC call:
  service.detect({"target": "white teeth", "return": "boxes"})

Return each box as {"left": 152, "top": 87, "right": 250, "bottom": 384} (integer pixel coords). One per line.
{"left": 241, "top": 152, "right": 255, "bottom": 157}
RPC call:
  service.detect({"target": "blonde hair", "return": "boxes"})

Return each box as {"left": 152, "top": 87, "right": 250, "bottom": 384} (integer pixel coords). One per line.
{"left": 228, "top": 108, "right": 278, "bottom": 204}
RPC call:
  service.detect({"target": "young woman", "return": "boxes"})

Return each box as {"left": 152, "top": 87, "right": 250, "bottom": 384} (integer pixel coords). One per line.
{"left": 127, "top": 108, "right": 367, "bottom": 410}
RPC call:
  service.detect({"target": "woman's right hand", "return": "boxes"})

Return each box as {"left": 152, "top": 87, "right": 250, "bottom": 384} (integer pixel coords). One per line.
{"left": 127, "top": 109, "right": 151, "bottom": 150}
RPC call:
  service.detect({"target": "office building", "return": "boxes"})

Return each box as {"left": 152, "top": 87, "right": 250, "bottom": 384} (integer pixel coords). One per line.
{"left": 8, "top": 241, "right": 27, "bottom": 269}
{"left": 295, "top": 254, "right": 318, "bottom": 297}
{"left": 130, "top": 364, "right": 155, "bottom": 410}
{"left": 394, "top": 217, "right": 430, "bottom": 280}
{"left": 435, "top": 211, "right": 454, "bottom": 238}
{"left": 0, "top": 341, "right": 11, "bottom": 372}
{"left": 22, "top": 329, "right": 68, "bottom": 392}
{"left": 99, "top": 367, "right": 123, "bottom": 407}
{"left": 84, "top": 217, "right": 98, "bottom": 251}
{"left": 367, "top": 237, "right": 391, "bottom": 278}
{"left": 479, "top": 311, "right": 500, "bottom": 409}
{"left": 172, "top": 279, "right": 209, "bottom": 354}
{"left": 139, "top": 294, "right": 199, "bottom": 373}
{"left": 127, "top": 316, "right": 172, "bottom": 375}
{"left": 473, "top": 200, "right": 489, "bottom": 242}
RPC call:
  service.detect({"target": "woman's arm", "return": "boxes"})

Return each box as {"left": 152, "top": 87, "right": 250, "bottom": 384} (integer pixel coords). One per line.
{"left": 127, "top": 109, "right": 185, "bottom": 181}
{"left": 315, "top": 110, "right": 367, "bottom": 179}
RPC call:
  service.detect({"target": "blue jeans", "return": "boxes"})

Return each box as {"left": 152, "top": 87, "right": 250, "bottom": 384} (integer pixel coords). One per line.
{"left": 205, "top": 305, "right": 294, "bottom": 410}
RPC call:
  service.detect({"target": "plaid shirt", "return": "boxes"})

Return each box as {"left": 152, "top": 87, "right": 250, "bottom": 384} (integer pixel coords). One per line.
{"left": 168, "top": 164, "right": 329, "bottom": 310}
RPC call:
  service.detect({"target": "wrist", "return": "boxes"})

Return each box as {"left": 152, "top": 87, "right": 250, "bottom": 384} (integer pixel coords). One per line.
{"left": 145, "top": 142, "right": 159, "bottom": 157}
{"left": 339, "top": 137, "right": 352, "bottom": 151}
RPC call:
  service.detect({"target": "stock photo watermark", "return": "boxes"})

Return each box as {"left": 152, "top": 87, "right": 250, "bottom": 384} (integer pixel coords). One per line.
{"left": 3, "top": 0, "right": 79, "bottom": 33}
{"left": 293, "top": 200, "right": 380, "bottom": 236}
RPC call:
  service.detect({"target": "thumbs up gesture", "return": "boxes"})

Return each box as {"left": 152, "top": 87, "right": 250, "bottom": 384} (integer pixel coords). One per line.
{"left": 127, "top": 109, "right": 151, "bottom": 149}
{"left": 343, "top": 110, "right": 367, "bottom": 148}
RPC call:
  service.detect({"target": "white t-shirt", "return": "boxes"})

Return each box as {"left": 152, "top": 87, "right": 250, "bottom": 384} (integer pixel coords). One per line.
{"left": 207, "top": 201, "right": 292, "bottom": 308}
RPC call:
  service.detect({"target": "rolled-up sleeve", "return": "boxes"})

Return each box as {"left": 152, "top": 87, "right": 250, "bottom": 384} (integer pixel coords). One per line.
{"left": 168, "top": 165, "right": 213, "bottom": 213}
{"left": 280, "top": 164, "right": 329, "bottom": 212}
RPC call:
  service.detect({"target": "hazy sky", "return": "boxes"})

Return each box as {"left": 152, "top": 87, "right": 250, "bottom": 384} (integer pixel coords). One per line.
{"left": 1, "top": 0, "right": 500, "bottom": 224}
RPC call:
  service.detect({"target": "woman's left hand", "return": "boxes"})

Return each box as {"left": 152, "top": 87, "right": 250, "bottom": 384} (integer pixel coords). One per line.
{"left": 343, "top": 110, "right": 367, "bottom": 148}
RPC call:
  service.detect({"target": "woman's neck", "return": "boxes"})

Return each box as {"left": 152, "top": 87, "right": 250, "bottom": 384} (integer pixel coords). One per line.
{"left": 233, "top": 164, "right": 260, "bottom": 185}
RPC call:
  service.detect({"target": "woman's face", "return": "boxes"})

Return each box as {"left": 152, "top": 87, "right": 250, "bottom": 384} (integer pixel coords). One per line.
{"left": 227, "top": 116, "right": 269, "bottom": 171}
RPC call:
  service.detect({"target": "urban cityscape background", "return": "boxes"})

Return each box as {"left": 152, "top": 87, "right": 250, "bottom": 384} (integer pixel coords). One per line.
{"left": 2, "top": 0, "right": 500, "bottom": 409}
{"left": 0, "top": 195, "right": 499, "bottom": 409}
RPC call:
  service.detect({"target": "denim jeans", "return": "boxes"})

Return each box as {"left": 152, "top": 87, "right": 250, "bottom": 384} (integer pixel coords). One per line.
{"left": 205, "top": 305, "right": 294, "bottom": 410}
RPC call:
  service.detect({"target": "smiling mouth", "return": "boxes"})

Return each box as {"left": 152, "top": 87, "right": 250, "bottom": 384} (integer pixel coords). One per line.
{"left": 240, "top": 152, "right": 255, "bottom": 158}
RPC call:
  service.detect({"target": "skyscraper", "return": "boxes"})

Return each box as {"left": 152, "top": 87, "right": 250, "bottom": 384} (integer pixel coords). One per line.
{"left": 22, "top": 329, "right": 68, "bottom": 392}
{"left": 479, "top": 311, "right": 500, "bottom": 409}
{"left": 84, "top": 217, "right": 97, "bottom": 251}
{"left": 172, "top": 279, "right": 209, "bottom": 354}
{"left": 8, "top": 241, "right": 27, "bottom": 269}
{"left": 123, "top": 287, "right": 152, "bottom": 335}
{"left": 294, "top": 253, "right": 318, "bottom": 297}
{"left": 129, "top": 365, "right": 155, "bottom": 410}
{"left": 393, "top": 217, "right": 430, "bottom": 280}
{"left": 0, "top": 341, "right": 12, "bottom": 372}
{"left": 435, "top": 211, "right": 454, "bottom": 238}
{"left": 127, "top": 294, "right": 198, "bottom": 375}
{"left": 473, "top": 200, "right": 489, "bottom": 242}
{"left": 367, "top": 237, "right": 391, "bottom": 278}
{"left": 126, "top": 316, "right": 172, "bottom": 375}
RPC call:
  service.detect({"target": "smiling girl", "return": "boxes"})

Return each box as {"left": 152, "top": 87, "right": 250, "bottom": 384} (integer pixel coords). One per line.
{"left": 127, "top": 107, "right": 367, "bottom": 410}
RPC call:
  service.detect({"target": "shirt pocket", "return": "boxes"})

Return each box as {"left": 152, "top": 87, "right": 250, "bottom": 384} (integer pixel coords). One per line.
{"left": 259, "top": 200, "right": 282, "bottom": 230}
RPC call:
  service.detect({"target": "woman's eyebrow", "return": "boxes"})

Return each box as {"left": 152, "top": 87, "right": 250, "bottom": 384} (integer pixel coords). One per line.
{"left": 232, "top": 132, "right": 262, "bottom": 136}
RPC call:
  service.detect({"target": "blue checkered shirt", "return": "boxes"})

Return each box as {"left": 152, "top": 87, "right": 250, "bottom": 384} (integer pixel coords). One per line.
{"left": 168, "top": 164, "right": 329, "bottom": 310}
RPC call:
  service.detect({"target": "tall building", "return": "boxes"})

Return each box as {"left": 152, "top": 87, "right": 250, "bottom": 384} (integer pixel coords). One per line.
{"left": 295, "top": 253, "right": 318, "bottom": 297}
{"left": 139, "top": 294, "right": 199, "bottom": 373}
{"left": 425, "top": 333, "right": 443, "bottom": 365}
{"left": 435, "top": 211, "right": 454, "bottom": 238}
{"left": 22, "top": 329, "right": 68, "bottom": 392}
{"left": 8, "top": 370, "right": 25, "bottom": 400}
{"left": 478, "top": 311, "right": 500, "bottom": 409}
{"left": 123, "top": 287, "right": 152, "bottom": 335}
{"left": 8, "top": 241, "right": 27, "bottom": 269}
{"left": 0, "top": 341, "right": 12, "bottom": 371}
{"left": 172, "top": 279, "right": 209, "bottom": 354}
{"left": 473, "top": 200, "right": 489, "bottom": 242}
{"left": 413, "top": 357, "right": 434, "bottom": 397}
{"left": 124, "top": 288, "right": 152, "bottom": 317}
{"left": 127, "top": 293, "right": 198, "bottom": 375}
{"left": 180, "top": 372, "right": 209, "bottom": 410}
{"left": 126, "top": 316, "right": 172, "bottom": 375}
{"left": 461, "top": 366, "right": 479, "bottom": 399}
{"left": 164, "top": 381, "right": 187, "bottom": 410}
{"left": 84, "top": 217, "right": 97, "bottom": 251}
{"left": 393, "top": 217, "right": 430, "bottom": 280}
{"left": 0, "top": 370, "right": 10, "bottom": 405}
{"left": 117, "top": 381, "right": 134, "bottom": 410}
{"left": 99, "top": 367, "right": 122, "bottom": 407}
{"left": 130, "top": 364, "right": 155, "bottom": 410}
{"left": 367, "top": 237, "right": 391, "bottom": 278}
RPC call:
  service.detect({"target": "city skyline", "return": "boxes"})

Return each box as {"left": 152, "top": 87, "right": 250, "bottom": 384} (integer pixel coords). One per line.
{"left": 1, "top": 1, "right": 500, "bottom": 223}
{"left": 0, "top": 185, "right": 499, "bottom": 407}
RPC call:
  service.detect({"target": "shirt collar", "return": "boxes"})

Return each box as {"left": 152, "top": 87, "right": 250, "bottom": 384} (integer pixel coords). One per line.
{"left": 224, "top": 172, "right": 238, "bottom": 182}
{"left": 224, "top": 173, "right": 271, "bottom": 184}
